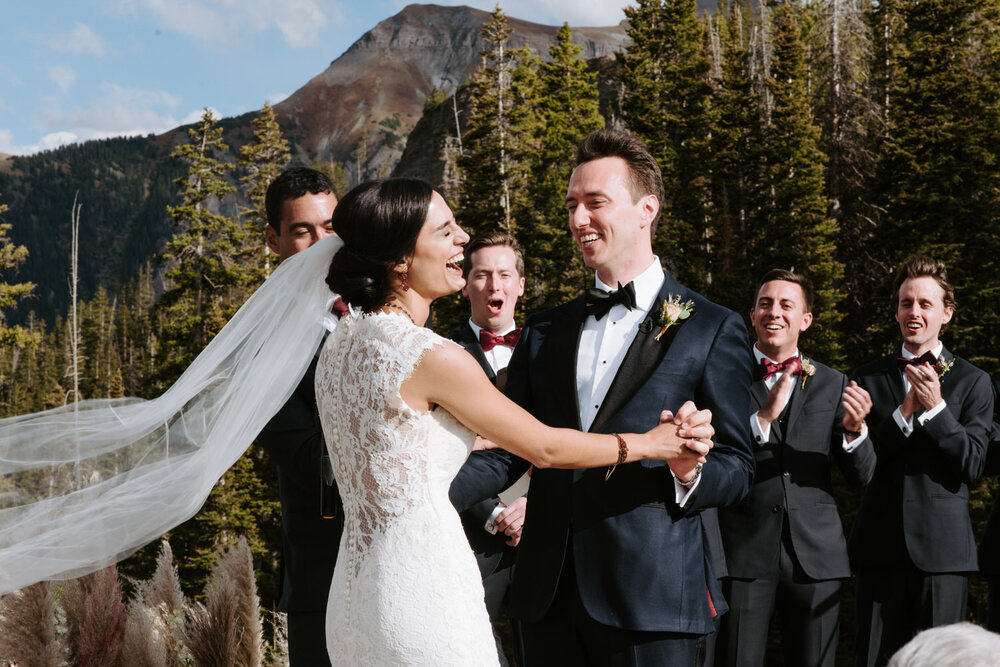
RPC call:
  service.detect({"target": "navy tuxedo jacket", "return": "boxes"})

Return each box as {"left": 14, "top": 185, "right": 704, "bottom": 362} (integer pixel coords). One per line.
{"left": 451, "top": 271, "right": 754, "bottom": 635}
{"left": 447, "top": 323, "right": 514, "bottom": 579}
{"left": 850, "top": 349, "right": 993, "bottom": 573}
{"left": 975, "top": 376, "right": 1000, "bottom": 575}
{"left": 719, "top": 356, "right": 876, "bottom": 581}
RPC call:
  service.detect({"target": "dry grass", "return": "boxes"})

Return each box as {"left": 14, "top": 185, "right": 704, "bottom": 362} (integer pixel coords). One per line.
{"left": 62, "top": 565, "right": 128, "bottom": 666}
{"left": 0, "top": 580, "right": 69, "bottom": 666}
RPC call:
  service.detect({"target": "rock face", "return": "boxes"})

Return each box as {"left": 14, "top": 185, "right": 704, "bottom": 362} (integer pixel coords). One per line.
{"left": 270, "top": 3, "right": 628, "bottom": 174}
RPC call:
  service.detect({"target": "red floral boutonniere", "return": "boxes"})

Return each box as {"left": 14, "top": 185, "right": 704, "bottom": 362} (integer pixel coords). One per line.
{"left": 933, "top": 357, "right": 954, "bottom": 379}
{"left": 653, "top": 295, "right": 694, "bottom": 341}
{"left": 799, "top": 357, "right": 817, "bottom": 388}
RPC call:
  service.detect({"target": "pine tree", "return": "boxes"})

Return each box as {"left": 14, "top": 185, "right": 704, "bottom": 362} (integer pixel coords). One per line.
{"left": 618, "top": 0, "right": 715, "bottom": 290}
{"left": 756, "top": 2, "right": 843, "bottom": 363}
{"left": 0, "top": 194, "right": 40, "bottom": 348}
{"left": 872, "top": 0, "right": 1000, "bottom": 371}
{"left": 239, "top": 102, "right": 290, "bottom": 277}
{"left": 157, "top": 108, "right": 251, "bottom": 386}
{"left": 522, "top": 23, "right": 604, "bottom": 312}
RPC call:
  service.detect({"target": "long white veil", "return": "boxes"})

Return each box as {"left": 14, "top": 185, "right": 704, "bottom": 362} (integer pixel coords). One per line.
{"left": 0, "top": 234, "right": 342, "bottom": 595}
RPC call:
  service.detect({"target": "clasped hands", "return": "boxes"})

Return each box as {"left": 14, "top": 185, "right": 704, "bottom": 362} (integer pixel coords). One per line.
{"left": 656, "top": 400, "right": 714, "bottom": 485}
{"left": 900, "top": 362, "right": 943, "bottom": 420}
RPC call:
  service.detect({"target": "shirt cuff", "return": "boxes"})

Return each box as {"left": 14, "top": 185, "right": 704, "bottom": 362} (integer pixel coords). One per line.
{"left": 671, "top": 470, "right": 701, "bottom": 508}
{"left": 842, "top": 422, "right": 869, "bottom": 452}
{"left": 750, "top": 411, "right": 771, "bottom": 446}
{"left": 917, "top": 399, "right": 947, "bottom": 425}
{"left": 484, "top": 503, "right": 505, "bottom": 535}
{"left": 893, "top": 406, "right": 914, "bottom": 437}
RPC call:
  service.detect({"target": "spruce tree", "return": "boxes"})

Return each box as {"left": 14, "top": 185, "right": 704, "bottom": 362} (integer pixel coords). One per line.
{"left": 0, "top": 194, "right": 40, "bottom": 348}
{"left": 521, "top": 23, "right": 603, "bottom": 311}
{"left": 872, "top": 0, "right": 1000, "bottom": 371}
{"left": 618, "top": 0, "right": 715, "bottom": 291}
{"left": 757, "top": 2, "right": 843, "bottom": 363}
{"left": 239, "top": 102, "right": 290, "bottom": 277}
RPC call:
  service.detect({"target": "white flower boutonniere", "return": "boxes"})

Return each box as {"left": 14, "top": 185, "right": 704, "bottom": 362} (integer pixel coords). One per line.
{"left": 933, "top": 357, "right": 955, "bottom": 379}
{"left": 799, "top": 357, "right": 817, "bottom": 388}
{"left": 654, "top": 295, "right": 694, "bottom": 341}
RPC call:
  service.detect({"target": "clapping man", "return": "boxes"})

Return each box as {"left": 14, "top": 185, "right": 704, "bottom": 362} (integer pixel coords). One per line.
{"left": 851, "top": 256, "right": 993, "bottom": 667}
{"left": 449, "top": 231, "right": 527, "bottom": 666}
{"left": 715, "top": 269, "right": 875, "bottom": 667}
{"left": 453, "top": 128, "right": 754, "bottom": 666}
{"left": 256, "top": 167, "right": 343, "bottom": 666}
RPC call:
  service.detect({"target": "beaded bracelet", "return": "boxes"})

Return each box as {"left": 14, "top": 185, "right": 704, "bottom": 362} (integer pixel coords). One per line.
{"left": 606, "top": 433, "right": 628, "bottom": 481}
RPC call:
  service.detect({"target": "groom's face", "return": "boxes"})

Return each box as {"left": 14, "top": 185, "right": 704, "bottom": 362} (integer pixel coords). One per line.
{"left": 265, "top": 191, "right": 338, "bottom": 260}
{"left": 565, "top": 157, "right": 657, "bottom": 284}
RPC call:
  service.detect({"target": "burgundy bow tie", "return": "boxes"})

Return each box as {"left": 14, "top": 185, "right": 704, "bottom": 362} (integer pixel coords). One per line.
{"left": 479, "top": 328, "right": 521, "bottom": 352}
{"left": 759, "top": 356, "right": 802, "bottom": 381}
{"left": 896, "top": 351, "right": 937, "bottom": 370}
{"left": 331, "top": 297, "right": 349, "bottom": 318}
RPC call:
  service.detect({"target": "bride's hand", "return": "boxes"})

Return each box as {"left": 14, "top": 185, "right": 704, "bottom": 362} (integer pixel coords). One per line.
{"left": 644, "top": 420, "right": 713, "bottom": 464}
{"left": 659, "top": 400, "right": 714, "bottom": 441}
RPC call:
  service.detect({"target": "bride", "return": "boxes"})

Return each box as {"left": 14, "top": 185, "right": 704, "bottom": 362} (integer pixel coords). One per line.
{"left": 316, "top": 178, "right": 714, "bottom": 664}
{"left": 0, "top": 177, "right": 713, "bottom": 664}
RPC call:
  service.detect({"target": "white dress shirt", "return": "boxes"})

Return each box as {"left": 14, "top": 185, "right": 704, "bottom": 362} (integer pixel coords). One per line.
{"left": 468, "top": 319, "right": 517, "bottom": 374}
{"left": 576, "top": 258, "right": 699, "bottom": 505}
{"left": 892, "top": 342, "right": 947, "bottom": 436}
{"left": 750, "top": 345, "right": 868, "bottom": 452}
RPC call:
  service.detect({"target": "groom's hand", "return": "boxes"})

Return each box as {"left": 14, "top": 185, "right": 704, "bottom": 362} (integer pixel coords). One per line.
{"left": 494, "top": 496, "right": 527, "bottom": 547}
{"left": 660, "top": 403, "right": 713, "bottom": 484}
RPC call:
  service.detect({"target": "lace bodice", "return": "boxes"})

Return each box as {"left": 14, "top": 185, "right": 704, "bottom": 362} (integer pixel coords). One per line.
{"left": 315, "top": 311, "right": 498, "bottom": 666}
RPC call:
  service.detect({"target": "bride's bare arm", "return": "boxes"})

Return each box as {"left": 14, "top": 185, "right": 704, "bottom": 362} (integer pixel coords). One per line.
{"left": 400, "top": 341, "right": 711, "bottom": 470}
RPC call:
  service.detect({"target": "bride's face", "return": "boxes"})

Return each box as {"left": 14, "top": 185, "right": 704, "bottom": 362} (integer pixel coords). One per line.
{"left": 404, "top": 191, "right": 470, "bottom": 299}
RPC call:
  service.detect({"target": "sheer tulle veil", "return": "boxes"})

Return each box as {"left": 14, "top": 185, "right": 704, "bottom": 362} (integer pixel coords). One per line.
{"left": 0, "top": 234, "right": 343, "bottom": 594}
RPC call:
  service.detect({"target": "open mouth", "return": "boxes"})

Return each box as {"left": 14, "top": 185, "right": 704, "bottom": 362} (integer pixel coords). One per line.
{"left": 446, "top": 253, "right": 463, "bottom": 275}
{"left": 579, "top": 233, "right": 601, "bottom": 247}
{"left": 487, "top": 297, "right": 504, "bottom": 315}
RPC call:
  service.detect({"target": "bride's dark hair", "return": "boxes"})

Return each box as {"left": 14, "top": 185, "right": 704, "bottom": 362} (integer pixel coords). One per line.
{"left": 326, "top": 178, "right": 434, "bottom": 312}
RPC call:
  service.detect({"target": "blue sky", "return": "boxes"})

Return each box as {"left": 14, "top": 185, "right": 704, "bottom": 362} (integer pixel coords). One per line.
{"left": 0, "top": 1, "right": 631, "bottom": 156}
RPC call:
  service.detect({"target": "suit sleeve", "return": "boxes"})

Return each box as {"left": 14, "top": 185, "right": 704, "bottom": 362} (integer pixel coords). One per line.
{"left": 684, "top": 310, "right": 755, "bottom": 512}
{"left": 831, "top": 372, "right": 876, "bottom": 487}
{"left": 449, "top": 324, "right": 532, "bottom": 513}
{"left": 856, "top": 372, "right": 912, "bottom": 468}
{"left": 256, "top": 357, "right": 324, "bottom": 493}
{"left": 921, "top": 370, "right": 992, "bottom": 485}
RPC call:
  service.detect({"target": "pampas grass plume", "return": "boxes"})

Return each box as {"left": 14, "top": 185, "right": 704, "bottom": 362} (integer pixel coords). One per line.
{"left": 0, "top": 581, "right": 69, "bottom": 666}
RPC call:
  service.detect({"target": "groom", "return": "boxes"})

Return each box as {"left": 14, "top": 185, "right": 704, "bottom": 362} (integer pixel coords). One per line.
{"left": 453, "top": 128, "right": 754, "bottom": 665}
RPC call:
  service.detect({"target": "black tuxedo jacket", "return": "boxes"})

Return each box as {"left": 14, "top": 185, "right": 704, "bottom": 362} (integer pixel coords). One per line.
{"left": 976, "top": 376, "right": 1000, "bottom": 575}
{"left": 452, "top": 271, "right": 754, "bottom": 635}
{"left": 257, "top": 350, "right": 344, "bottom": 614}
{"left": 850, "top": 349, "right": 993, "bottom": 573}
{"left": 719, "top": 355, "right": 876, "bottom": 580}
{"left": 448, "top": 322, "right": 514, "bottom": 578}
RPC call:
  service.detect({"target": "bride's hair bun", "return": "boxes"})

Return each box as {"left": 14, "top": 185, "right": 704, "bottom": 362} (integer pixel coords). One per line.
{"left": 326, "top": 178, "right": 434, "bottom": 312}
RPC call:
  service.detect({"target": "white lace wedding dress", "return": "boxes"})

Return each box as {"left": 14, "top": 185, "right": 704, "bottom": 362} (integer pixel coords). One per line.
{"left": 315, "top": 311, "right": 500, "bottom": 666}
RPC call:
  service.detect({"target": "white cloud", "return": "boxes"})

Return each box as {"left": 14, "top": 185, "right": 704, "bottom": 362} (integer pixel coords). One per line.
{"left": 48, "top": 66, "right": 77, "bottom": 94}
{"left": 109, "top": 0, "right": 342, "bottom": 48}
{"left": 265, "top": 93, "right": 289, "bottom": 106}
{"left": 0, "top": 129, "right": 81, "bottom": 155}
{"left": 181, "top": 106, "right": 221, "bottom": 124}
{"left": 45, "top": 23, "right": 108, "bottom": 57}
{"left": 100, "top": 82, "right": 181, "bottom": 108}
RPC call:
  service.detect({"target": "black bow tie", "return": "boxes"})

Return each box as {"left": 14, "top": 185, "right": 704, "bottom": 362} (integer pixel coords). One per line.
{"left": 585, "top": 282, "right": 637, "bottom": 321}
{"left": 896, "top": 351, "right": 937, "bottom": 370}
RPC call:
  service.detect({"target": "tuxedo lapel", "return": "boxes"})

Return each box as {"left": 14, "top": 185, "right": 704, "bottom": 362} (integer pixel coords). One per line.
{"left": 590, "top": 272, "right": 686, "bottom": 434}
{"left": 882, "top": 354, "right": 905, "bottom": 406}
{"left": 783, "top": 367, "right": 808, "bottom": 436}
{"left": 546, "top": 297, "right": 587, "bottom": 430}
{"left": 750, "top": 380, "right": 768, "bottom": 411}
{"left": 455, "top": 323, "right": 495, "bottom": 381}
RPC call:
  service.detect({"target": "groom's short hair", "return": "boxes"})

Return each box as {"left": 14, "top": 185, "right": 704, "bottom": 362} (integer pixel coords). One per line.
{"left": 265, "top": 167, "right": 337, "bottom": 232}
{"left": 575, "top": 128, "right": 664, "bottom": 236}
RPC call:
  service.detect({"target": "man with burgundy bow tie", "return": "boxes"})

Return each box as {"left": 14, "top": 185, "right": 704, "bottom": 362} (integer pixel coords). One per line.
{"left": 256, "top": 167, "right": 343, "bottom": 666}
{"left": 449, "top": 230, "right": 527, "bottom": 666}
{"left": 851, "top": 256, "right": 993, "bottom": 667}
{"left": 714, "top": 269, "right": 875, "bottom": 667}
{"left": 451, "top": 128, "right": 754, "bottom": 666}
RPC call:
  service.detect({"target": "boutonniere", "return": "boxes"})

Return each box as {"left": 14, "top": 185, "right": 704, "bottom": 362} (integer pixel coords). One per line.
{"left": 653, "top": 294, "right": 694, "bottom": 341}
{"left": 933, "top": 357, "right": 955, "bottom": 379}
{"left": 799, "top": 357, "right": 816, "bottom": 388}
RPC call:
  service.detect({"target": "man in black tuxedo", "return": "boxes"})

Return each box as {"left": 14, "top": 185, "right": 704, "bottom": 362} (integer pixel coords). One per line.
{"left": 851, "top": 256, "right": 993, "bottom": 667}
{"left": 715, "top": 269, "right": 876, "bottom": 667}
{"left": 452, "top": 128, "right": 754, "bottom": 666}
{"left": 449, "top": 230, "right": 527, "bottom": 667}
{"left": 975, "top": 376, "right": 1000, "bottom": 631}
{"left": 256, "top": 167, "right": 343, "bottom": 666}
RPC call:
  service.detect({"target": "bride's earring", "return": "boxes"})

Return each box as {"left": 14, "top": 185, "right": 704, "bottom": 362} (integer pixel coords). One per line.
{"left": 401, "top": 272, "right": 409, "bottom": 291}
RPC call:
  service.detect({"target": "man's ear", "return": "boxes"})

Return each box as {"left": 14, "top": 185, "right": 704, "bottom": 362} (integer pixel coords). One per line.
{"left": 800, "top": 312, "right": 814, "bottom": 331}
{"left": 265, "top": 225, "right": 280, "bottom": 255}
